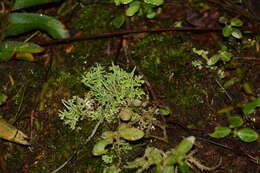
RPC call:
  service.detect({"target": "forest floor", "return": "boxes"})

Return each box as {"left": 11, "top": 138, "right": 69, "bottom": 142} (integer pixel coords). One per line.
{"left": 0, "top": 0, "right": 259, "bottom": 172}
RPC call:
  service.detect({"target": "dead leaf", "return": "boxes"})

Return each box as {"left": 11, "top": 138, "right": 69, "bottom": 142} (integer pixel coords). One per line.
{"left": 0, "top": 116, "right": 30, "bottom": 145}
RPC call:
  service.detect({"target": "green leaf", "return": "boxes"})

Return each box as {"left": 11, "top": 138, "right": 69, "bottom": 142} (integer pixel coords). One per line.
{"left": 0, "top": 41, "right": 44, "bottom": 61}
{"left": 12, "top": 0, "right": 61, "bottom": 10}
{"left": 119, "top": 108, "right": 134, "bottom": 121}
{"left": 222, "top": 25, "right": 233, "bottom": 37}
{"left": 192, "top": 48, "right": 208, "bottom": 60}
{"left": 146, "top": 12, "right": 156, "bottom": 19}
{"left": 126, "top": 1, "right": 141, "bottom": 17}
{"left": 118, "top": 127, "right": 144, "bottom": 141}
{"left": 112, "top": 15, "right": 125, "bottom": 29}
{"left": 231, "top": 28, "right": 242, "bottom": 39}
{"left": 228, "top": 116, "right": 243, "bottom": 128}
{"left": 209, "top": 126, "right": 231, "bottom": 138}
{"left": 159, "top": 166, "right": 174, "bottom": 173}
{"left": 243, "top": 97, "right": 260, "bottom": 115}
{"left": 92, "top": 138, "right": 113, "bottom": 156}
{"left": 159, "top": 107, "right": 171, "bottom": 116}
{"left": 237, "top": 128, "right": 259, "bottom": 142}
{"left": 174, "top": 136, "right": 195, "bottom": 156}
{"left": 0, "top": 51, "right": 13, "bottom": 61}
{"left": 144, "top": 0, "right": 164, "bottom": 6}
{"left": 179, "top": 162, "right": 191, "bottom": 173}
{"left": 6, "top": 13, "right": 70, "bottom": 39}
{"left": 0, "top": 93, "right": 7, "bottom": 105}
{"left": 242, "top": 82, "right": 254, "bottom": 95}
{"left": 167, "top": 136, "right": 195, "bottom": 166}
{"left": 207, "top": 54, "right": 221, "bottom": 66}
{"left": 224, "top": 77, "right": 240, "bottom": 89}
{"left": 120, "top": 0, "right": 134, "bottom": 5}
{"left": 219, "top": 48, "right": 232, "bottom": 62}
{"left": 230, "top": 18, "right": 243, "bottom": 27}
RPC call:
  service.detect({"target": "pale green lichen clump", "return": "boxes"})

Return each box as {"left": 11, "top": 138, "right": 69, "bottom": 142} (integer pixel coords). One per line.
{"left": 58, "top": 64, "right": 145, "bottom": 130}
{"left": 58, "top": 95, "right": 95, "bottom": 130}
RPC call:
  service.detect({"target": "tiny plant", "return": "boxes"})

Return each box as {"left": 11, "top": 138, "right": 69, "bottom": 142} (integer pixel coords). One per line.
{"left": 81, "top": 64, "right": 145, "bottom": 121}
{"left": 192, "top": 47, "right": 232, "bottom": 66}
{"left": 192, "top": 47, "right": 233, "bottom": 79}
{"left": 209, "top": 115, "right": 259, "bottom": 142}
{"left": 125, "top": 136, "right": 196, "bottom": 173}
{"left": 242, "top": 96, "right": 260, "bottom": 115}
{"left": 0, "top": 92, "right": 7, "bottom": 105}
{"left": 59, "top": 64, "right": 145, "bottom": 129}
{"left": 112, "top": 0, "right": 164, "bottom": 28}
{"left": 219, "top": 17, "right": 243, "bottom": 39}
{"left": 124, "top": 136, "right": 219, "bottom": 173}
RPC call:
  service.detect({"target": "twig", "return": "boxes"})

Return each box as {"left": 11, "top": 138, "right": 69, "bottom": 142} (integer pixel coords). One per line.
{"left": 30, "top": 110, "right": 35, "bottom": 141}
{"left": 187, "top": 149, "right": 222, "bottom": 171}
{"left": 38, "top": 27, "right": 222, "bottom": 46}
{"left": 38, "top": 26, "right": 260, "bottom": 46}
{"left": 234, "top": 56, "right": 260, "bottom": 62}
{"left": 51, "top": 118, "right": 103, "bottom": 173}
{"left": 215, "top": 79, "right": 233, "bottom": 102}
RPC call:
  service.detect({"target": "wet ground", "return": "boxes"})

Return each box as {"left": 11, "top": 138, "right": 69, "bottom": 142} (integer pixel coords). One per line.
{"left": 0, "top": 0, "right": 259, "bottom": 172}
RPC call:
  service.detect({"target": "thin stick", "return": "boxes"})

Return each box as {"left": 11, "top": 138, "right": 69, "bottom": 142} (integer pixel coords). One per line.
{"left": 215, "top": 79, "right": 233, "bottom": 102}
{"left": 51, "top": 118, "right": 103, "bottom": 173}
{"left": 38, "top": 27, "right": 222, "bottom": 46}
{"left": 38, "top": 27, "right": 260, "bottom": 46}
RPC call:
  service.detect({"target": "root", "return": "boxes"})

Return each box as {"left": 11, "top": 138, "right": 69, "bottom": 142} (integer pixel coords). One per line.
{"left": 187, "top": 150, "right": 222, "bottom": 171}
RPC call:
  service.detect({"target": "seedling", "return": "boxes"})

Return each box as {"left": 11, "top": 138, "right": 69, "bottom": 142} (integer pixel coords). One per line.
{"left": 192, "top": 47, "right": 232, "bottom": 66}
{"left": 219, "top": 17, "right": 243, "bottom": 39}
{"left": 112, "top": 0, "right": 164, "bottom": 28}
{"left": 209, "top": 115, "right": 259, "bottom": 142}
{"left": 243, "top": 97, "right": 260, "bottom": 115}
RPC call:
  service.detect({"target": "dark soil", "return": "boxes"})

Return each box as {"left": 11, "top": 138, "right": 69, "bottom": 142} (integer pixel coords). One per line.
{"left": 0, "top": 0, "right": 259, "bottom": 172}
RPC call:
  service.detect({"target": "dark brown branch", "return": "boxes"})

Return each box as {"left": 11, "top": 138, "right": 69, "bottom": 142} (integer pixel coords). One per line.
{"left": 38, "top": 27, "right": 223, "bottom": 46}
{"left": 38, "top": 26, "right": 260, "bottom": 46}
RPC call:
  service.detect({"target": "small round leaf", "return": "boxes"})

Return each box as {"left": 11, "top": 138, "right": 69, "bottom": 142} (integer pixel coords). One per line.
{"left": 228, "top": 116, "right": 243, "bottom": 128}
{"left": 118, "top": 127, "right": 144, "bottom": 141}
{"left": 119, "top": 108, "right": 134, "bottom": 121}
{"left": 174, "top": 136, "right": 195, "bottom": 156}
{"left": 237, "top": 128, "right": 259, "bottom": 142}
{"left": 120, "top": 0, "right": 134, "bottom": 4}
{"left": 159, "top": 107, "right": 171, "bottom": 116}
{"left": 126, "top": 1, "right": 141, "bottom": 17}
{"left": 231, "top": 28, "right": 242, "bottom": 39}
{"left": 230, "top": 18, "right": 243, "bottom": 27}
{"left": 0, "top": 93, "right": 7, "bottom": 105}
{"left": 146, "top": 12, "right": 156, "bottom": 19}
{"left": 243, "top": 97, "right": 260, "bottom": 115}
{"left": 209, "top": 126, "right": 231, "bottom": 138}
{"left": 92, "top": 138, "right": 113, "bottom": 156}
{"left": 144, "top": 0, "right": 164, "bottom": 6}
{"left": 222, "top": 25, "right": 233, "bottom": 37}
{"left": 112, "top": 15, "right": 125, "bottom": 29}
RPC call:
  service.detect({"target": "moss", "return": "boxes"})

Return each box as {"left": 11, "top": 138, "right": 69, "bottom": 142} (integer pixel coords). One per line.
{"left": 73, "top": 5, "right": 115, "bottom": 34}
{"left": 132, "top": 33, "right": 206, "bottom": 114}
